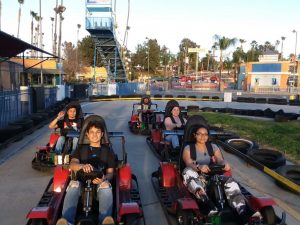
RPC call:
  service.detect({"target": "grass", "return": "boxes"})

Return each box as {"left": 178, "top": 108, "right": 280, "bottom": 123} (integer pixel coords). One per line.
{"left": 188, "top": 112, "right": 300, "bottom": 161}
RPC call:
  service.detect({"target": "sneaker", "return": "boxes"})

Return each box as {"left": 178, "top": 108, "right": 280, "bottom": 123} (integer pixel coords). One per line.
{"left": 208, "top": 207, "right": 219, "bottom": 216}
{"left": 56, "top": 218, "right": 72, "bottom": 225}
{"left": 248, "top": 211, "right": 262, "bottom": 224}
{"left": 102, "top": 216, "right": 115, "bottom": 225}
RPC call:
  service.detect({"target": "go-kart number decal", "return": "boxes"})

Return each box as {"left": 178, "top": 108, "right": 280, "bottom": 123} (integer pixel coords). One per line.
{"left": 31, "top": 207, "right": 49, "bottom": 212}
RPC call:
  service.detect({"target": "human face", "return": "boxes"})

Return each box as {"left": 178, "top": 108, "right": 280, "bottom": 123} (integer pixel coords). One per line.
{"left": 143, "top": 98, "right": 149, "bottom": 104}
{"left": 67, "top": 107, "right": 76, "bottom": 119}
{"left": 171, "top": 106, "right": 180, "bottom": 117}
{"left": 86, "top": 126, "right": 102, "bottom": 146}
{"left": 194, "top": 127, "right": 209, "bottom": 144}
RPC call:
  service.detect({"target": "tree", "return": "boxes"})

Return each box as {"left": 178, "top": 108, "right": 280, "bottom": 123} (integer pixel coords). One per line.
{"left": 17, "top": 0, "right": 24, "bottom": 38}
{"left": 160, "top": 45, "right": 170, "bottom": 77}
{"left": 232, "top": 47, "right": 245, "bottom": 83}
{"left": 178, "top": 38, "right": 197, "bottom": 74}
{"left": 63, "top": 41, "right": 88, "bottom": 81}
{"left": 214, "top": 35, "right": 237, "bottom": 90}
{"left": 78, "top": 35, "right": 102, "bottom": 67}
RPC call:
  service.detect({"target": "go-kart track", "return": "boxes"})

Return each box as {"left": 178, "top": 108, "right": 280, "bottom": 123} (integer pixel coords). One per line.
{"left": 0, "top": 99, "right": 300, "bottom": 225}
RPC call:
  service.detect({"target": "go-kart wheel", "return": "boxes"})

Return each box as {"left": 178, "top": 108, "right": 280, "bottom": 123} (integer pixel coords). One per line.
{"left": 29, "top": 218, "right": 47, "bottom": 225}
{"left": 177, "top": 209, "right": 194, "bottom": 225}
{"left": 124, "top": 213, "right": 140, "bottom": 225}
{"left": 260, "top": 206, "right": 276, "bottom": 225}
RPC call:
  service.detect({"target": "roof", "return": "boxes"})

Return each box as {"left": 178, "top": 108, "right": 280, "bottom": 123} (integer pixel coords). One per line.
{"left": 0, "top": 30, "right": 58, "bottom": 58}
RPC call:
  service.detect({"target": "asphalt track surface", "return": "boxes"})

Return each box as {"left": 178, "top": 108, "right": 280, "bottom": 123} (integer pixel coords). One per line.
{"left": 0, "top": 100, "right": 300, "bottom": 225}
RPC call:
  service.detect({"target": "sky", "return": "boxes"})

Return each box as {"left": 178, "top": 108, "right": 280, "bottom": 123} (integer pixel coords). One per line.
{"left": 1, "top": 0, "right": 300, "bottom": 59}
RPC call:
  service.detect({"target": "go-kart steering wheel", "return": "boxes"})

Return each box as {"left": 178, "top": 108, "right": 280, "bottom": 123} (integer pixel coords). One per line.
{"left": 208, "top": 164, "right": 225, "bottom": 175}
{"left": 77, "top": 168, "right": 104, "bottom": 183}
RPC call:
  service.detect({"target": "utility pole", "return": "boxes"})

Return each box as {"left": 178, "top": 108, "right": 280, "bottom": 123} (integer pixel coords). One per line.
{"left": 188, "top": 47, "right": 206, "bottom": 82}
{"left": 39, "top": 0, "right": 43, "bottom": 85}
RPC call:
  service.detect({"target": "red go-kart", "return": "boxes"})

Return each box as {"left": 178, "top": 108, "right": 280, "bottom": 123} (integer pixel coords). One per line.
{"left": 151, "top": 115, "right": 286, "bottom": 225}
{"left": 27, "top": 115, "right": 145, "bottom": 225}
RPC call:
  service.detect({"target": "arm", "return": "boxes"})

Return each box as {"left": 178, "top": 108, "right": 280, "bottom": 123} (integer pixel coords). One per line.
{"left": 182, "top": 145, "right": 211, "bottom": 173}
{"left": 49, "top": 111, "right": 65, "bottom": 129}
{"left": 213, "top": 146, "right": 231, "bottom": 171}
{"left": 164, "top": 117, "right": 177, "bottom": 130}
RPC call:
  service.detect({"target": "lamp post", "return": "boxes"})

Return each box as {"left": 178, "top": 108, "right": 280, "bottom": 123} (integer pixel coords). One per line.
{"left": 146, "top": 37, "right": 150, "bottom": 77}
{"left": 292, "top": 30, "right": 298, "bottom": 90}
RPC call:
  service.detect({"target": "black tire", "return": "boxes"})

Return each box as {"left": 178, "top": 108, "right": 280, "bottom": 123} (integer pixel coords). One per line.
{"left": 247, "top": 149, "right": 286, "bottom": 169}
{"left": 187, "top": 105, "right": 199, "bottom": 112}
{"left": 28, "top": 218, "right": 47, "bottom": 225}
{"left": 9, "top": 119, "right": 34, "bottom": 131}
{"left": 275, "top": 165, "right": 300, "bottom": 190}
{"left": 201, "top": 107, "right": 214, "bottom": 112}
{"left": 124, "top": 213, "right": 140, "bottom": 225}
{"left": 213, "top": 133, "right": 240, "bottom": 142}
{"left": 188, "top": 95, "right": 197, "bottom": 98}
{"left": 154, "top": 94, "right": 162, "bottom": 98}
{"left": 177, "top": 95, "right": 186, "bottom": 98}
{"left": 201, "top": 96, "right": 210, "bottom": 100}
{"left": 260, "top": 206, "right": 276, "bottom": 225}
{"left": 0, "top": 125, "right": 23, "bottom": 142}
{"left": 165, "top": 94, "right": 174, "bottom": 98}
{"left": 225, "top": 138, "right": 258, "bottom": 154}
{"left": 274, "top": 114, "right": 288, "bottom": 122}
{"left": 177, "top": 209, "right": 194, "bottom": 225}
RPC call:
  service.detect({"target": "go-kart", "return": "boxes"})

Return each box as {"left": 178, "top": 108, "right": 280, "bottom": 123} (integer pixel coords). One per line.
{"left": 146, "top": 100, "right": 187, "bottom": 162}
{"left": 128, "top": 96, "right": 158, "bottom": 135}
{"left": 31, "top": 102, "right": 86, "bottom": 172}
{"left": 151, "top": 115, "right": 286, "bottom": 225}
{"left": 26, "top": 115, "right": 145, "bottom": 225}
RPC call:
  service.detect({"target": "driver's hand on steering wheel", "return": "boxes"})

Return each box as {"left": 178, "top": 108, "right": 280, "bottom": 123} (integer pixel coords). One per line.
{"left": 92, "top": 177, "right": 104, "bottom": 185}
{"left": 223, "top": 163, "right": 231, "bottom": 171}
{"left": 82, "top": 164, "right": 93, "bottom": 173}
{"left": 198, "top": 164, "right": 210, "bottom": 174}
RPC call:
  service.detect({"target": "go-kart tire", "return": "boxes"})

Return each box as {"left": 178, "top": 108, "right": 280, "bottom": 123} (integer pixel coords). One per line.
{"left": 247, "top": 149, "right": 286, "bottom": 169}
{"left": 177, "top": 209, "right": 194, "bottom": 225}
{"left": 260, "top": 206, "right": 276, "bottom": 225}
{"left": 28, "top": 218, "right": 46, "bottom": 225}
{"left": 213, "top": 133, "right": 240, "bottom": 142}
{"left": 225, "top": 138, "right": 258, "bottom": 154}
{"left": 275, "top": 165, "right": 300, "bottom": 192}
{"left": 32, "top": 157, "right": 54, "bottom": 173}
{"left": 124, "top": 213, "right": 140, "bottom": 225}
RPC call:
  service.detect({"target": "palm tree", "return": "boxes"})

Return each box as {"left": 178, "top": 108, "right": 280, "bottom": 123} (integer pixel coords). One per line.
{"left": 214, "top": 35, "right": 237, "bottom": 90}
{"left": 275, "top": 40, "right": 280, "bottom": 52}
{"left": 239, "top": 39, "right": 246, "bottom": 50}
{"left": 281, "top": 36, "right": 286, "bottom": 60}
{"left": 17, "top": 0, "right": 24, "bottom": 38}
{"left": 30, "top": 11, "right": 37, "bottom": 45}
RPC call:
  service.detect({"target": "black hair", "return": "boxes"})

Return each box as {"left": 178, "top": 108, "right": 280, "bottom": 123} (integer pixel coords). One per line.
{"left": 86, "top": 120, "right": 104, "bottom": 133}
{"left": 192, "top": 124, "right": 209, "bottom": 140}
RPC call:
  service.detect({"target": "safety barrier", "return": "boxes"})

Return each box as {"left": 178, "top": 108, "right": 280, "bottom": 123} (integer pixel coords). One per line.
{"left": 0, "top": 89, "right": 32, "bottom": 128}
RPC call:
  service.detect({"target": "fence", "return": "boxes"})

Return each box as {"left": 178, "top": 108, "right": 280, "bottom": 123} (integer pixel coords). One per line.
{"left": 0, "top": 89, "right": 32, "bottom": 128}
{"left": 90, "top": 82, "right": 148, "bottom": 96}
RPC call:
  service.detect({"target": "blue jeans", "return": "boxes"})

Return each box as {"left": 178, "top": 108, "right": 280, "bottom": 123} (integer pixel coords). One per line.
{"left": 55, "top": 136, "right": 78, "bottom": 154}
{"left": 62, "top": 180, "right": 113, "bottom": 224}
{"left": 165, "top": 135, "right": 179, "bottom": 149}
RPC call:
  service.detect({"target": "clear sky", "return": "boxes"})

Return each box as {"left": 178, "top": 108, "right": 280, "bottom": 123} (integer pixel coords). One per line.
{"left": 1, "top": 0, "right": 300, "bottom": 59}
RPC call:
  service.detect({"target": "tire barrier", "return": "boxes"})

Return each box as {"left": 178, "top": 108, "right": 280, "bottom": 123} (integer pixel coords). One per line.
{"left": 201, "top": 107, "right": 214, "bottom": 112}
{"left": 201, "top": 96, "right": 210, "bottom": 100}
{"left": 236, "top": 97, "right": 255, "bottom": 103}
{"left": 187, "top": 105, "right": 200, "bottom": 112}
{"left": 225, "top": 138, "right": 258, "bottom": 154}
{"left": 274, "top": 114, "right": 288, "bottom": 122}
{"left": 255, "top": 98, "right": 267, "bottom": 104}
{"left": 164, "top": 94, "right": 174, "bottom": 98}
{"left": 213, "top": 133, "right": 240, "bottom": 142}
{"left": 0, "top": 125, "right": 23, "bottom": 143}
{"left": 264, "top": 108, "right": 275, "bottom": 118}
{"left": 26, "top": 115, "right": 44, "bottom": 126}
{"left": 153, "top": 94, "right": 162, "bottom": 98}
{"left": 177, "top": 95, "right": 186, "bottom": 98}
{"left": 188, "top": 95, "right": 197, "bottom": 99}
{"left": 267, "top": 98, "right": 288, "bottom": 105}
{"left": 9, "top": 119, "right": 34, "bottom": 131}
{"left": 253, "top": 109, "right": 264, "bottom": 117}
{"left": 289, "top": 100, "right": 300, "bottom": 106}
{"left": 211, "top": 96, "right": 220, "bottom": 101}
{"left": 275, "top": 165, "right": 300, "bottom": 192}
{"left": 247, "top": 149, "right": 286, "bottom": 169}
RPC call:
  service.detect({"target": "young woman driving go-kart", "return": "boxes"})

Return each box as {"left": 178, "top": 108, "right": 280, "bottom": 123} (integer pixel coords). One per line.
{"left": 182, "top": 124, "right": 262, "bottom": 223}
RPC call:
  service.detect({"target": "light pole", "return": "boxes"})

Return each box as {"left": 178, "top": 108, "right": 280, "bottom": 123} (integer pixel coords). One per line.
{"left": 292, "top": 30, "right": 298, "bottom": 89}
{"left": 146, "top": 37, "right": 150, "bottom": 77}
